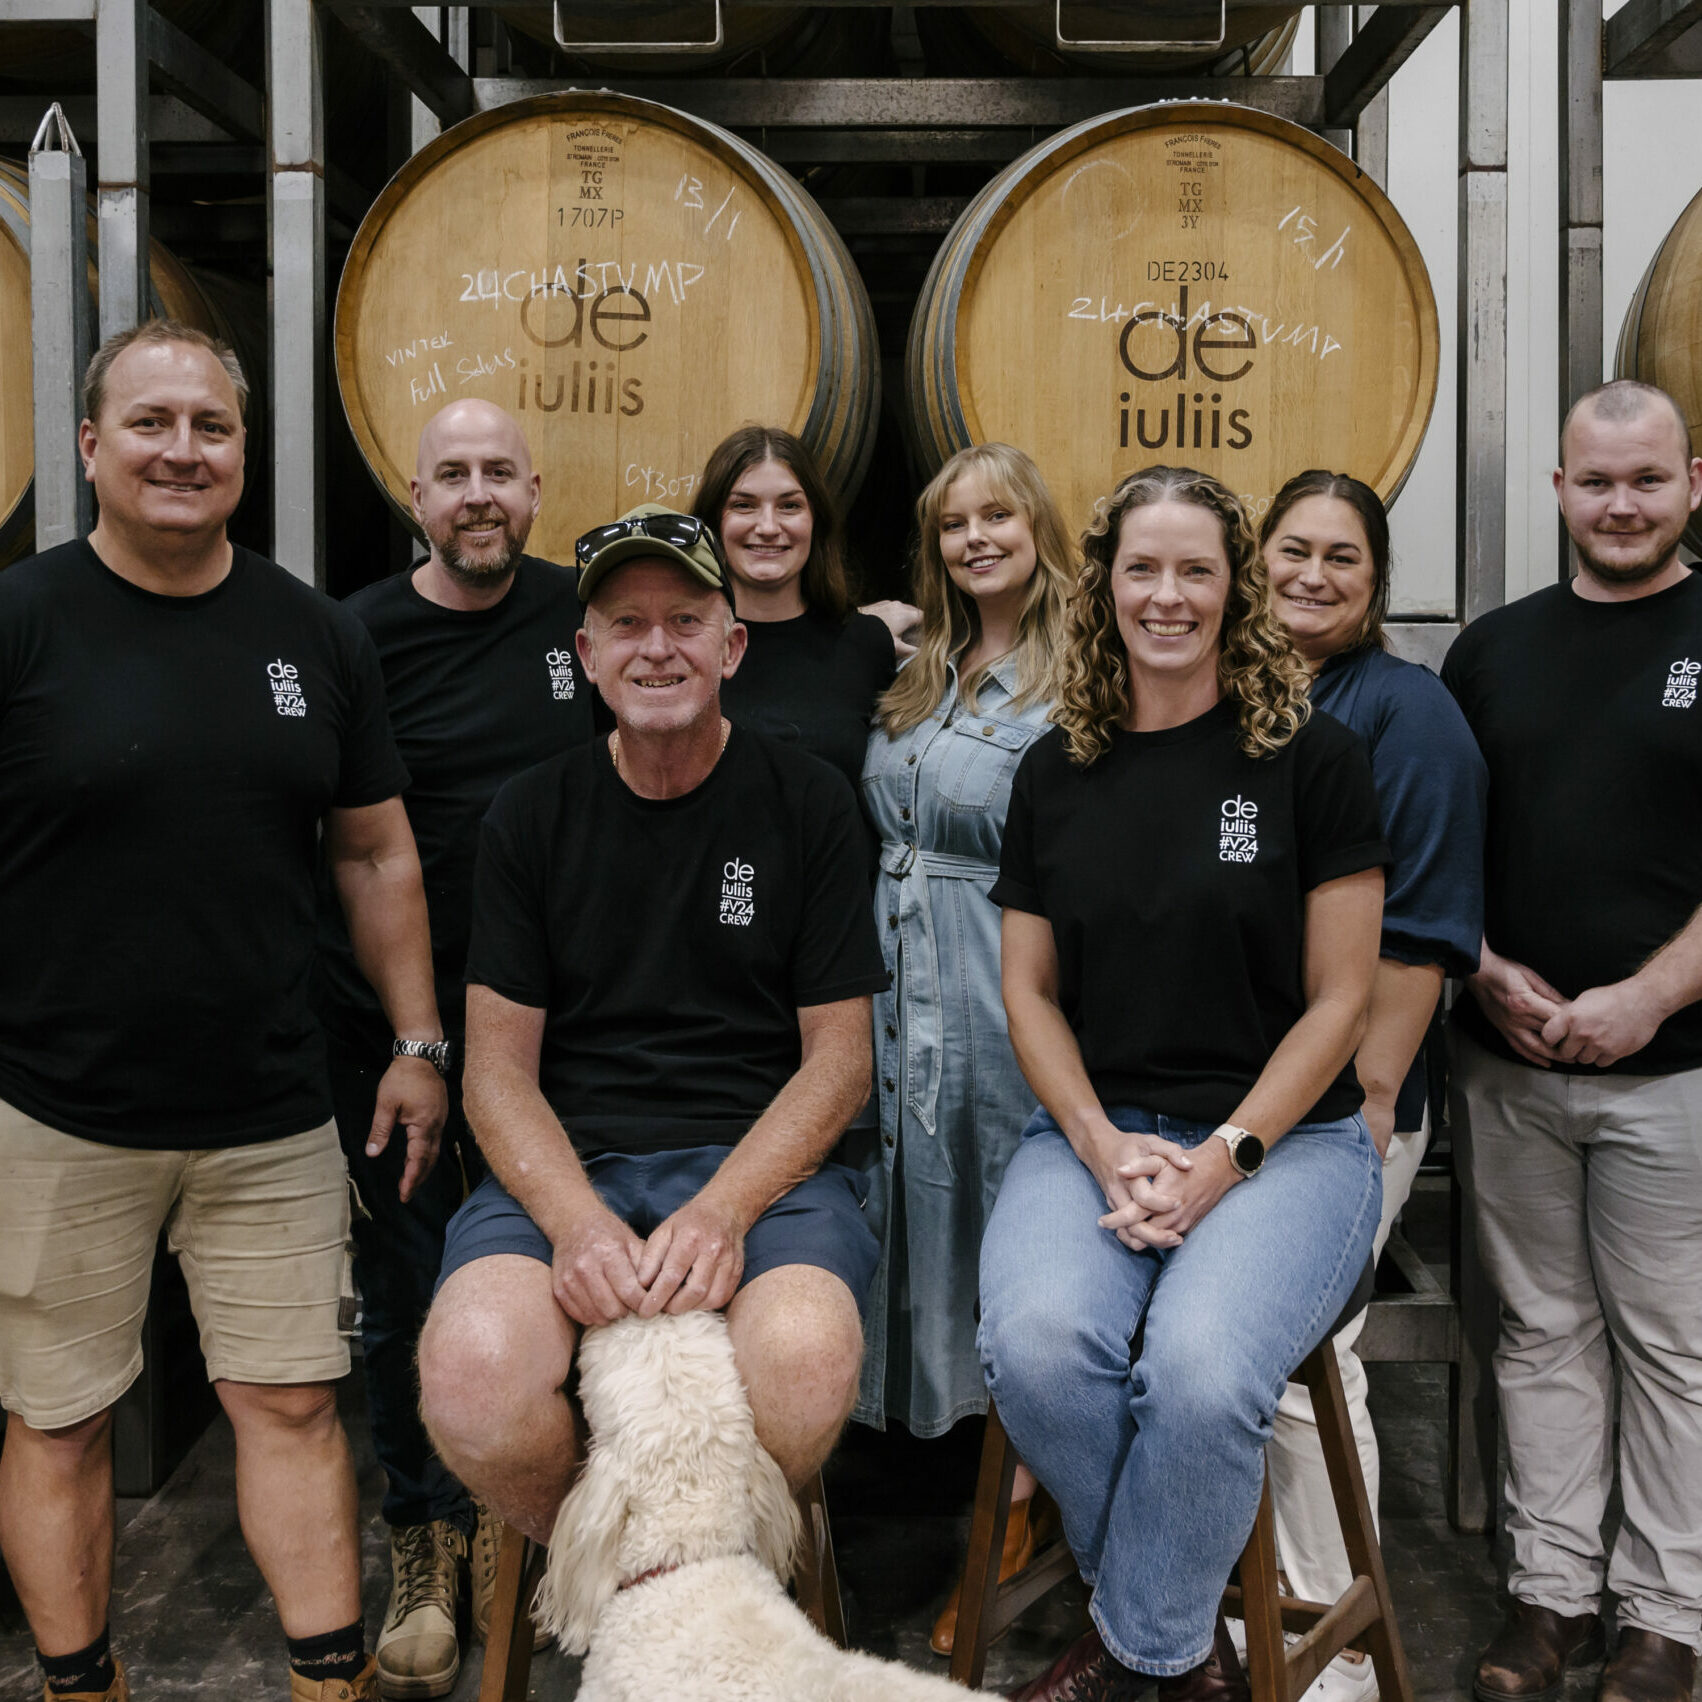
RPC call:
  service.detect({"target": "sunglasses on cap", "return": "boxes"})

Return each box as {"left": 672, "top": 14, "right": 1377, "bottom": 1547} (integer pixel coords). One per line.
{"left": 573, "top": 512, "right": 724, "bottom": 569}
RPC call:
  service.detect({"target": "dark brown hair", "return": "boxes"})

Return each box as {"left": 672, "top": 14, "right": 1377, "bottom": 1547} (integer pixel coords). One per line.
{"left": 83, "top": 318, "right": 248, "bottom": 425}
{"left": 693, "top": 426, "right": 852, "bottom": 622}
{"left": 1259, "top": 469, "right": 1391, "bottom": 653}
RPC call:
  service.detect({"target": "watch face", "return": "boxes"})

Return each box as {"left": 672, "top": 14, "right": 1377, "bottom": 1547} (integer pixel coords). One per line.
{"left": 1232, "top": 1133, "right": 1265, "bottom": 1174}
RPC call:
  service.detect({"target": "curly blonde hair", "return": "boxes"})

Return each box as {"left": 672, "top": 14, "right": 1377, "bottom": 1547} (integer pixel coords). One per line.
{"left": 1054, "top": 465, "right": 1310, "bottom": 766}
{"left": 879, "top": 443, "right": 1073, "bottom": 736}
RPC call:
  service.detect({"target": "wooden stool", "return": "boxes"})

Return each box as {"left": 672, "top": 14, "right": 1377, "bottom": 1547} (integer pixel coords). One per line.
{"left": 475, "top": 1471, "right": 846, "bottom": 1701}
{"left": 951, "top": 1273, "right": 1414, "bottom": 1701}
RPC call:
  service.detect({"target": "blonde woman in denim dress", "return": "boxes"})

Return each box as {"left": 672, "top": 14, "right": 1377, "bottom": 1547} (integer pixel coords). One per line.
{"left": 856, "top": 443, "right": 1074, "bottom": 1654}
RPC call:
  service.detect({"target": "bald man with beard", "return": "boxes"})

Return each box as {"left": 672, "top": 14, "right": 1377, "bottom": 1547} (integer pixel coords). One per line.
{"left": 312, "top": 398, "right": 593, "bottom": 1699}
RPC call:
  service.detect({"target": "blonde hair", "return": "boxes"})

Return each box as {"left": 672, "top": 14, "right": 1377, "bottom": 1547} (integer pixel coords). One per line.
{"left": 1054, "top": 464, "right": 1310, "bottom": 766}
{"left": 879, "top": 443, "right": 1073, "bottom": 735}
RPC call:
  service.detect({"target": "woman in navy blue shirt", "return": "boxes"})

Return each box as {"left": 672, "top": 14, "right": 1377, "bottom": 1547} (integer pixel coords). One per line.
{"left": 1259, "top": 470, "right": 1486, "bottom": 1702}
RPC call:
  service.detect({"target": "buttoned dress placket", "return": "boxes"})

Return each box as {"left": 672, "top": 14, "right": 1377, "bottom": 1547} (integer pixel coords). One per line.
{"left": 855, "top": 657, "right": 1052, "bottom": 1435}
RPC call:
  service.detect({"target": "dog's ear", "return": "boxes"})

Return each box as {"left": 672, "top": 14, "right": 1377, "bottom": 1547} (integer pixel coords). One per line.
{"left": 533, "top": 1443, "right": 630, "bottom": 1655}
{"left": 748, "top": 1441, "right": 802, "bottom": 1583}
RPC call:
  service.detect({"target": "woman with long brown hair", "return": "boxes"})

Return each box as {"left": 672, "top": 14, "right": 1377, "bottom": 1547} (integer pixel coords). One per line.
{"left": 856, "top": 444, "right": 1072, "bottom": 1649}
{"left": 982, "top": 465, "right": 1388, "bottom": 1701}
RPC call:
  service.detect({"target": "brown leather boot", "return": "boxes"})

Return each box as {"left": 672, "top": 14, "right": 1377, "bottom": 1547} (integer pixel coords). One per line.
{"left": 1473, "top": 1600, "right": 1606, "bottom": 1702}
{"left": 289, "top": 1654, "right": 380, "bottom": 1701}
{"left": 1156, "top": 1613, "right": 1250, "bottom": 1702}
{"left": 39, "top": 1657, "right": 128, "bottom": 1701}
{"left": 931, "top": 1494, "right": 1041, "bottom": 1656}
{"left": 1007, "top": 1627, "right": 1142, "bottom": 1702}
{"left": 1596, "top": 1628, "right": 1697, "bottom": 1702}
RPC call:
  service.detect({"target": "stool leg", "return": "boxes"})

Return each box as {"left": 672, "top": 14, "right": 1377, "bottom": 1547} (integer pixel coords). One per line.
{"left": 794, "top": 1471, "right": 848, "bottom": 1648}
{"left": 950, "top": 1403, "right": 1020, "bottom": 1691}
{"left": 1303, "top": 1344, "right": 1415, "bottom": 1702}
{"left": 1238, "top": 1475, "right": 1289, "bottom": 1702}
{"left": 478, "top": 1523, "right": 538, "bottom": 1702}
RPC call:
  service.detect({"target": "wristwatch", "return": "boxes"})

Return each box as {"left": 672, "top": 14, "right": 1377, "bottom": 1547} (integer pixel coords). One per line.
{"left": 393, "top": 1037, "right": 453, "bottom": 1077}
{"left": 1213, "top": 1123, "right": 1265, "bottom": 1178}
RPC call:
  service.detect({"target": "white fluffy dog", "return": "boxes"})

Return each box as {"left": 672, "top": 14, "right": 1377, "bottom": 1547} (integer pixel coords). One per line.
{"left": 534, "top": 1310, "right": 980, "bottom": 1701}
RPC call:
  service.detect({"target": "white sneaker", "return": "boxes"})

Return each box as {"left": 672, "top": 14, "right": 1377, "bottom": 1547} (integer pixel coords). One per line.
{"left": 1301, "top": 1652, "right": 1379, "bottom": 1702}
{"left": 375, "top": 1521, "right": 465, "bottom": 1699}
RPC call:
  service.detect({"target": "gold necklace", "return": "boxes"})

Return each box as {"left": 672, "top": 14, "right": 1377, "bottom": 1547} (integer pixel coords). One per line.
{"left": 610, "top": 717, "right": 730, "bottom": 784}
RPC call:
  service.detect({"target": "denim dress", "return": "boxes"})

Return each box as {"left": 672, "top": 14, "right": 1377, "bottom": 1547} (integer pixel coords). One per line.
{"left": 854, "top": 655, "right": 1053, "bottom": 1434}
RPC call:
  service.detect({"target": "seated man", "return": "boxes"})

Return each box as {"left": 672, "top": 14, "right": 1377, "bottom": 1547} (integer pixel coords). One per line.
{"left": 418, "top": 505, "right": 887, "bottom": 1542}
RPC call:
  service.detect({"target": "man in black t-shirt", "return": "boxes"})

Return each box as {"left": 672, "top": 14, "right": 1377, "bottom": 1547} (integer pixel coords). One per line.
{"left": 312, "top": 398, "right": 594, "bottom": 1695}
{"left": 416, "top": 507, "right": 886, "bottom": 1549}
{"left": 1443, "top": 381, "right": 1702, "bottom": 1702}
{"left": 0, "top": 323, "right": 446, "bottom": 1702}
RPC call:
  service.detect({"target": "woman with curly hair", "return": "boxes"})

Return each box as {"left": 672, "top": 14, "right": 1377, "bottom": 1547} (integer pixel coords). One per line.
{"left": 856, "top": 446, "right": 1071, "bottom": 1637}
{"left": 980, "top": 465, "right": 1390, "bottom": 1702}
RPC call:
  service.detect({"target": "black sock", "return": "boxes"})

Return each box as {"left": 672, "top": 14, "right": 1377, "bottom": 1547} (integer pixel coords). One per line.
{"left": 38, "top": 1627, "right": 116, "bottom": 1695}
{"left": 286, "top": 1619, "right": 366, "bottom": 1681}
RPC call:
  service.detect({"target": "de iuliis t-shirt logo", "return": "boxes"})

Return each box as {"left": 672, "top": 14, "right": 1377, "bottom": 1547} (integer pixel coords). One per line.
{"left": 1219, "top": 794, "right": 1259, "bottom": 863}
{"left": 546, "top": 647, "right": 576, "bottom": 701}
{"left": 267, "top": 658, "right": 306, "bottom": 718}
{"left": 720, "top": 858, "right": 756, "bottom": 927}
{"left": 1662, "top": 657, "right": 1699, "bottom": 709}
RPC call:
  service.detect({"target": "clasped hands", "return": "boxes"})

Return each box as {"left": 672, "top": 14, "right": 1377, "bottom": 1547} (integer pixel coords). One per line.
{"left": 549, "top": 1190, "right": 748, "bottom": 1327}
{"left": 1472, "top": 946, "right": 1666, "bottom": 1070}
{"left": 1089, "top": 1124, "right": 1240, "bottom": 1252}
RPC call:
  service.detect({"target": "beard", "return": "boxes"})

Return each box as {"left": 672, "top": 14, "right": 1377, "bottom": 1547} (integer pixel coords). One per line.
{"left": 429, "top": 514, "right": 529, "bottom": 586}
{"left": 1571, "top": 521, "right": 1687, "bottom": 588}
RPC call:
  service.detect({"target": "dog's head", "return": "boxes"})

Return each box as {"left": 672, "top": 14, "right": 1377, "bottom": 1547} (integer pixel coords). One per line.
{"left": 533, "top": 1311, "right": 802, "bottom": 1653}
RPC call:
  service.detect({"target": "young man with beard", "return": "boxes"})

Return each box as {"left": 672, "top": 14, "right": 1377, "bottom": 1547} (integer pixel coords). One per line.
{"left": 1443, "top": 380, "right": 1702, "bottom": 1702}
{"left": 312, "top": 398, "right": 594, "bottom": 1698}
{"left": 0, "top": 322, "right": 444, "bottom": 1702}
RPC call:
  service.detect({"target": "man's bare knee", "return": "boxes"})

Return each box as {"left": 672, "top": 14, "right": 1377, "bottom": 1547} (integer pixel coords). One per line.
{"left": 8, "top": 1408, "right": 114, "bottom": 1465}
{"left": 419, "top": 1256, "right": 576, "bottom": 1465}
{"left": 216, "top": 1380, "right": 340, "bottom": 1438}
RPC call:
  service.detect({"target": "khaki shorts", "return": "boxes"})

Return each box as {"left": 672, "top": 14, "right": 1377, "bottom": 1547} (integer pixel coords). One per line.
{"left": 0, "top": 1099, "right": 353, "bottom": 1430}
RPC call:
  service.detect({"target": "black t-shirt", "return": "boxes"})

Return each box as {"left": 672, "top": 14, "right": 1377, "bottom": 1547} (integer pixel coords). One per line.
{"left": 466, "top": 726, "right": 888, "bottom": 1156}
{"left": 314, "top": 556, "right": 594, "bottom": 1042}
{"left": 721, "top": 609, "right": 896, "bottom": 800}
{"left": 0, "top": 540, "right": 408, "bottom": 1148}
{"left": 991, "top": 701, "right": 1388, "bottom": 1126}
{"left": 1442, "top": 572, "right": 1702, "bottom": 1074}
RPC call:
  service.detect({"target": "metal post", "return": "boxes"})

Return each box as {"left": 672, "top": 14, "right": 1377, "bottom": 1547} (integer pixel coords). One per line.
{"left": 1558, "top": 0, "right": 1603, "bottom": 581}
{"left": 1457, "top": 0, "right": 1509, "bottom": 627}
{"left": 29, "top": 104, "right": 95, "bottom": 547}
{"left": 410, "top": 7, "right": 444, "bottom": 153}
{"left": 1316, "top": 4, "right": 1354, "bottom": 155}
{"left": 1355, "top": 5, "right": 1390, "bottom": 188}
{"left": 268, "top": 0, "right": 326, "bottom": 585}
{"left": 96, "top": 0, "right": 148, "bottom": 341}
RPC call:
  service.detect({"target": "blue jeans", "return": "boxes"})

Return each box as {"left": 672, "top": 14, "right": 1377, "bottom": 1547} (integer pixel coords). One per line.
{"left": 978, "top": 1107, "right": 1380, "bottom": 1676}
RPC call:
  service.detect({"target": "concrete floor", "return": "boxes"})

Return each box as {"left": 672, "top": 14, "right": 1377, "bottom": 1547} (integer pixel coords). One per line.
{"left": 3, "top": 1180, "right": 1695, "bottom": 1701}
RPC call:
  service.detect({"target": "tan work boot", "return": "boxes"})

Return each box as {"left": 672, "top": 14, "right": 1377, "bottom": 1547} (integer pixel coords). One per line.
{"left": 375, "top": 1521, "right": 466, "bottom": 1699}
{"left": 289, "top": 1654, "right": 380, "bottom": 1701}
{"left": 41, "top": 1656, "right": 129, "bottom": 1701}
{"left": 469, "top": 1499, "right": 548, "bottom": 1652}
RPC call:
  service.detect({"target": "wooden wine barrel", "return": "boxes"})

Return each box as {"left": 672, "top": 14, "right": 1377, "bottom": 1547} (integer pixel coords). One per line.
{"left": 929, "top": 6, "right": 1301, "bottom": 77}
{"left": 906, "top": 102, "right": 1438, "bottom": 534}
{"left": 335, "top": 91, "right": 880, "bottom": 563}
{"left": 1617, "top": 185, "right": 1702, "bottom": 555}
{"left": 497, "top": 4, "right": 870, "bottom": 75}
{"left": 0, "top": 161, "right": 265, "bottom": 566}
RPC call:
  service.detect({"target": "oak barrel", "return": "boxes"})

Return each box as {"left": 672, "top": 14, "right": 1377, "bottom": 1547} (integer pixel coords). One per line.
{"left": 0, "top": 161, "right": 264, "bottom": 567}
{"left": 906, "top": 102, "right": 1439, "bottom": 534}
{"left": 1616, "top": 185, "right": 1702, "bottom": 555}
{"left": 928, "top": 6, "right": 1301, "bottom": 76}
{"left": 334, "top": 91, "right": 880, "bottom": 562}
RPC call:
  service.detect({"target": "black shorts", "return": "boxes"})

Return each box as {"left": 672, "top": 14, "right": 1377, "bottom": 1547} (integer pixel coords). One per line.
{"left": 437, "top": 1144, "right": 880, "bottom": 1315}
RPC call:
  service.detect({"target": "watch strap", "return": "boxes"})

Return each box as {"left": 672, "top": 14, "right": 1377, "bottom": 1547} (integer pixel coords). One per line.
{"left": 393, "top": 1037, "right": 452, "bottom": 1077}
